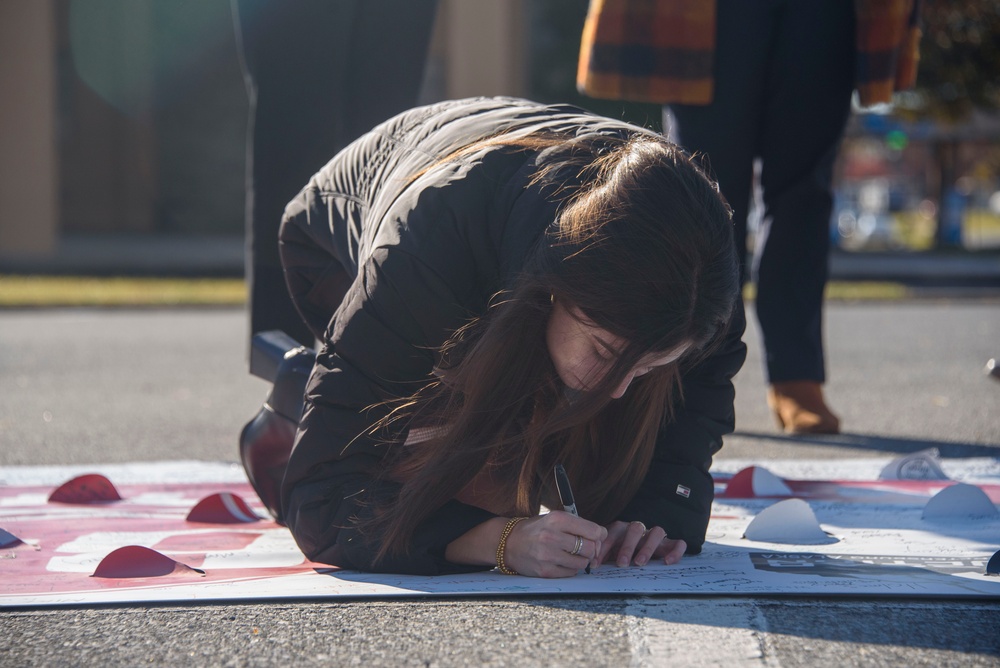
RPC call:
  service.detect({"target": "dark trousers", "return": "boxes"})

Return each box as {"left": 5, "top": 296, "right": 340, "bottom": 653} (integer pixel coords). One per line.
{"left": 665, "top": 0, "right": 855, "bottom": 383}
{"left": 234, "top": 0, "right": 438, "bottom": 352}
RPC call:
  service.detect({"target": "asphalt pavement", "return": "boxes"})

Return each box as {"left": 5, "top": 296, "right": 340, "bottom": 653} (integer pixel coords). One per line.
{"left": 2, "top": 298, "right": 999, "bottom": 666}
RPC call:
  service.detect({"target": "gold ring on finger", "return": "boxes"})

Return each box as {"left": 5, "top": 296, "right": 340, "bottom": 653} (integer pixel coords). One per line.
{"left": 569, "top": 535, "right": 584, "bottom": 556}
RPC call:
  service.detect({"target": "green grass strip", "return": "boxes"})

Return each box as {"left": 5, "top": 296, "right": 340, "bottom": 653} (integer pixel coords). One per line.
{"left": 0, "top": 275, "right": 247, "bottom": 307}
{"left": 1, "top": 275, "right": 908, "bottom": 307}
{"left": 744, "top": 281, "right": 910, "bottom": 301}
{"left": 824, "top": 281, "right": 910, "bottom": 300}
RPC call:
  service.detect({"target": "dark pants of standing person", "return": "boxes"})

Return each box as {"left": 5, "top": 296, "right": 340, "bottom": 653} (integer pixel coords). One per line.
{"left": 665, "top": 0, "right": 855, "bottom": 385}
{"left": 234, "top": 0, "right": 439, "bottom": 352}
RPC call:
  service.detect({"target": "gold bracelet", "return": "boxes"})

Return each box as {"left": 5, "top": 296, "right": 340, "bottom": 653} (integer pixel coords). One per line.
{"left": 496, "top": 517, "right": 527, "bottom": 575}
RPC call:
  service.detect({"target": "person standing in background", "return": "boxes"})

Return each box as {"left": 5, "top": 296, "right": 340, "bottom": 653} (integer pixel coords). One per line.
{"left": 577, "top": 0, "right": 921, "bottom": 434}
{"left": 232, "top": 0, "right": 439, "bottom": 351}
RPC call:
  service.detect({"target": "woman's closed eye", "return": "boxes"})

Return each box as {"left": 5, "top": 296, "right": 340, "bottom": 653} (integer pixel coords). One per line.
{"left": 595, "top": 348, "right": 615, "bottom": 363}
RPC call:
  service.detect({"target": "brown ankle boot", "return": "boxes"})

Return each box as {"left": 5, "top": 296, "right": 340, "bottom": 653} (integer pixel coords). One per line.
{"left": 767, "top": 381, "right": 841, "bottom": 434}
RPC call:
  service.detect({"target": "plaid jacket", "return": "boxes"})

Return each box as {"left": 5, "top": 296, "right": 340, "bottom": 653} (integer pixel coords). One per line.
{"left": 577, "top": 0, "right": 921, "bottom": 107}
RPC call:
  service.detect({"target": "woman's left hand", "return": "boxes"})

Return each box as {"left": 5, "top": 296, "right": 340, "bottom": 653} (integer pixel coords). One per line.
{"left": 597, "top": 520, "right": 687, "bottom": 569}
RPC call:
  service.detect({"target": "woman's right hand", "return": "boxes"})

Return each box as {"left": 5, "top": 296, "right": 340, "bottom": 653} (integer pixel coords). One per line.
{"left": 504, "top": 511, "right": 607, "bottom": 578}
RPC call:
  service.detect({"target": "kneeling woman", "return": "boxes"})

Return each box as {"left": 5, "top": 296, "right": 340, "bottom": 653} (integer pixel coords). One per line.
{"left": 268, "top": 97, "right": 745, "bottom": 577}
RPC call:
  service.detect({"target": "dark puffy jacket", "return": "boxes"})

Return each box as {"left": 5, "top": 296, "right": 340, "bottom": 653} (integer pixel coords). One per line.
{"left": 277, "top": 97, "right": 747, "bottom": 575}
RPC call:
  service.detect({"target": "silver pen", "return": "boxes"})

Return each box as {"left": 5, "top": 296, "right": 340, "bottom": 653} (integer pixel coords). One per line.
{"left": 553, "top": 463, "right": 590, "bottom": 574}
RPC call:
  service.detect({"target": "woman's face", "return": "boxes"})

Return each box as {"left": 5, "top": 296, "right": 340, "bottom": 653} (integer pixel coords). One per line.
{"left": 545, "top": 299, "right": 690, "bottom": 399}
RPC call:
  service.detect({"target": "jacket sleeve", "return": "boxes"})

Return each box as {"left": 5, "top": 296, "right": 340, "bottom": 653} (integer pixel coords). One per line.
{"left": 616, "top": 299, "right": 747, "bottom": 554}
{"left": 280, "top": 240, "right": 500, "bottom": 575}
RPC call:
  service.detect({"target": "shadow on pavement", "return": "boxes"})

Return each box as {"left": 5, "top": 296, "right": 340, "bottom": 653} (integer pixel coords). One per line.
{"left": 733, "top": 431, "right": 1000, "bottom": 458}
{"left": 527, "top": 586, "right": 1000, "bottom": 653}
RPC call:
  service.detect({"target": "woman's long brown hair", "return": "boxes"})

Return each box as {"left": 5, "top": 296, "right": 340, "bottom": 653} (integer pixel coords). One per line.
{"left": 365, "top": 128, "right": 739, "bottom": 564}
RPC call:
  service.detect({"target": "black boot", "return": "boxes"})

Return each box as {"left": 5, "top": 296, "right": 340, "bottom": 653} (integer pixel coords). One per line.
{"left": 239, "top": 331, "right": 315, "bottom": 523}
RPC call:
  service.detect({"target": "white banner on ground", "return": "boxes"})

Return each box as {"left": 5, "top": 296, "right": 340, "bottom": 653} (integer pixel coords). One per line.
{"left": 1, "top": 459, "right": 998, "bottom": 607}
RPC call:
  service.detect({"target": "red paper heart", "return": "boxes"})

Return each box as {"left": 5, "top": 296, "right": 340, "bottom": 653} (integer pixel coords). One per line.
{"left": 186, "top": 492, "right": 261, "bottom": 523}
{"left": 92, "top": 545, "right": 204, "bottom": 578}
{"left": 49, "top": 474, "right": 122, "bottom": 503}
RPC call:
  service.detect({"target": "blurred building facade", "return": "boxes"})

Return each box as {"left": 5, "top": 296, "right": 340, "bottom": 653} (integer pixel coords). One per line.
{"left": 0, "top": 0, "right": 531, "bottom": 270}
{"left": 1, "top": 0, "right": 998, "bottom": 274}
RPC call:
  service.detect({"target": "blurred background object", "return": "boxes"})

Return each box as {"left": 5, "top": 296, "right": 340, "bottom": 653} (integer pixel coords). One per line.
{"left": 830, "top": 0, "right": 1000, "bottom": 255}
{"left": 232, "top": 0, "right": 441, "bottom": 349}
{"left": 986, "top": 357, "right": 1000, "bottom": 381}
{"left": 0, "top": 0, "right": 998, "bottom": 283}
